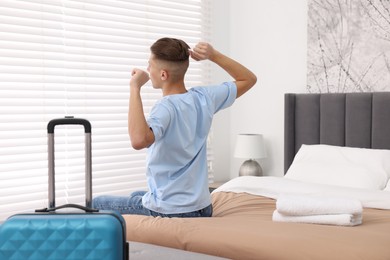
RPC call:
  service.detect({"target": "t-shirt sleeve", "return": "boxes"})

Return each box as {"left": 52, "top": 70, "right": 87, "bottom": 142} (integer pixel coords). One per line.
{"left": 147, "top": 103, "right": 171, "bottom": 142}
{"left": 208, "top": 81, "right": 237, "bottom": 113}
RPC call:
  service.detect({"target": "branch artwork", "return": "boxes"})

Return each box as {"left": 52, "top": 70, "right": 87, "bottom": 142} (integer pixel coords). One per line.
{"left": 307, "top": 0, "right": 390, "bottom": 93}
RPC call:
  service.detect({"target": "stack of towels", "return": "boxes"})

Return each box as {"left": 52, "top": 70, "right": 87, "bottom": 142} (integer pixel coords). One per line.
{"left": 272, "top": 194, "right": 363, "bottom": 226}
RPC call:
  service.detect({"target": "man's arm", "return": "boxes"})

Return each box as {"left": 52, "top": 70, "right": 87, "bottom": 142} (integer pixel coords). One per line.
{"left": 128, "top": 68, "right": 155, "bottom": 150}
{"left": 190, "top": 42, "right": 257, "bottom": 98}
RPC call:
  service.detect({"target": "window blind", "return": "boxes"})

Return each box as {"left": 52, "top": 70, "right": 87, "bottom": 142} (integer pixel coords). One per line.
{"left": 0, "top": 0, "right": 212, "bottom": 221}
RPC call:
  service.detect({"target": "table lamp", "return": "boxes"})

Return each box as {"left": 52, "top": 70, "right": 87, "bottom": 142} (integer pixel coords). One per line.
{"left": 234, "top": 134, "right": 267, "bottom": 176}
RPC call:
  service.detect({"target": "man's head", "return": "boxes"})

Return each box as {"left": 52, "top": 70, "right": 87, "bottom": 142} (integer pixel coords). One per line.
{"left": 148, "top": 38, "right": 190, "bottom": 88}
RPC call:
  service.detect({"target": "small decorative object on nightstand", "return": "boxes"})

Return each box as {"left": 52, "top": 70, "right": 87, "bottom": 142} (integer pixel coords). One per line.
{"left": 234, "top": 134, "right": 267, "bottom": 176}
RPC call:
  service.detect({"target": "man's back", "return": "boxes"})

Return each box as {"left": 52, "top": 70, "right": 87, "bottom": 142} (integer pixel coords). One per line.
{"left": 144, "top": 83, "right": 236, "bottom": 214}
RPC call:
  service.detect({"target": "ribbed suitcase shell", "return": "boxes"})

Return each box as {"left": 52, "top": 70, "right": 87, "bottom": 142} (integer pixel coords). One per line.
{"left": 0, "top": 117, "right": 128, "bottom": 260}
{"left": 0, "top": 212, "right": 127, "bottom": 260}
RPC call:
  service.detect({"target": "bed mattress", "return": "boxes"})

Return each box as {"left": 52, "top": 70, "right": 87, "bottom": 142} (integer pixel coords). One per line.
{"left": 124, "top": 186, "right": 390, "bottom": 260}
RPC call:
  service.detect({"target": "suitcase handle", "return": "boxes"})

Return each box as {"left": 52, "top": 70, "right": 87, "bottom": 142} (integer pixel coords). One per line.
{"left": 47, "top": 116, "right": 91, "bottom": 133}
{"left": 47, "top": 116, "right": 92, "bottom": 209}
{"left": 35, "top": 203, "right": 99, "bottom": 213}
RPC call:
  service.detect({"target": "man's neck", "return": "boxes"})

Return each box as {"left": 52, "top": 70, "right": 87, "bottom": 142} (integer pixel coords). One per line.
{"left": 162, "top": 82, "right": 187, "bottom": 96}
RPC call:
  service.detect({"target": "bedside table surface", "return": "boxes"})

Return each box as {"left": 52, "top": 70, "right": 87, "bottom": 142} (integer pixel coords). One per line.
{"left": 209, "top": 181, "right": 229, "bottom": 192}
{"left": 209, "top": 182, "right": 227, "bottom": 189}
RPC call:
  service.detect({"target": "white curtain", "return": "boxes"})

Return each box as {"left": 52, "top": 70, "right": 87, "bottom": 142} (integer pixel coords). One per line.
{"left": 0, "top": 0, "right": 211, "bottom": 221}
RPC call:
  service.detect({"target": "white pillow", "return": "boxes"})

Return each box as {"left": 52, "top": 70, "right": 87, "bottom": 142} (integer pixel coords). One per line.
{"left": 285, "top": 144, "right": 390, "bottom": 190}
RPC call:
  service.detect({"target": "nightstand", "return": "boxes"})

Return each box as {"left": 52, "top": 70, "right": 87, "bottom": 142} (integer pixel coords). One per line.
{"left": 208, "top": 181, "right": 226, "bottom": 193}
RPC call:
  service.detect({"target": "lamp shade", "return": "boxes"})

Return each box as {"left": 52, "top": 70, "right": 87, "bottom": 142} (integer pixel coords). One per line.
{"left": 234, "top": 134, "right": 267, "bottom": 159}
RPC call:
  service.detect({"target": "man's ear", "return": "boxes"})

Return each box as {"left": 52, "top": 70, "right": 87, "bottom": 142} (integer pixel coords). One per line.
{"left": 160, "top": 70, "right": 168, "bottom": 81}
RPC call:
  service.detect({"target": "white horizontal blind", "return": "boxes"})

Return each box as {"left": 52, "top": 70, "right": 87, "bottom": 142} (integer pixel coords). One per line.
{"left": 0, "top": 0, "right": 211, "bottom": 221}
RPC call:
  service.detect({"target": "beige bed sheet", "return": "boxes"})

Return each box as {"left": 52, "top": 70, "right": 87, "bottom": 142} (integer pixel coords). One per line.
{"left": 124, "top": 192, "right": 390, "bottom": 260}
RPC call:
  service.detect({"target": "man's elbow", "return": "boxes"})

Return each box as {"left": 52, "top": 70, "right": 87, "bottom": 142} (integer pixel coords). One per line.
{"left": 130, "top": 132, "right": 154, "bottom": 150}
{"left": 243, "top": 72, "right": 258, "bottom": 92}
{"left": 236, "top": 74, "right": 258, "bottom": 98}
{"left": 131, "top": 140, "right": 146, "bottom": 150}
{"left": 248, "top": 73, "right": 257, "bottom": 89}
{"left": 130, "top": 136, "right": 148, "bottom": 150}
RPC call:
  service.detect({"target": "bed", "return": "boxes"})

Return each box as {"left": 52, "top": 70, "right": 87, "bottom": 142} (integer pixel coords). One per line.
{"left": 124, "top": 92, "right": 390, "bottom": 260}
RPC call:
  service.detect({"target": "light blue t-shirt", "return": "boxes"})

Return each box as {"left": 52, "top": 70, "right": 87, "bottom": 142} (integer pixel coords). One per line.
{"left": 143, "top": 82, "right": 237, "bottom": 214}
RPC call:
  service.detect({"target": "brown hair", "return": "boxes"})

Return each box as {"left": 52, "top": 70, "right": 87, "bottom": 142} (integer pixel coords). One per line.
{"left": 150, "top": 37, "right": 190, "bottom": 62}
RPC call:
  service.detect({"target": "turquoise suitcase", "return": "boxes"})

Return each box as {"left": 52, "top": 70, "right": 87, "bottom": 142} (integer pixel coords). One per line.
{"left": 0, "top": 117, "right": 128, "bottom": 260}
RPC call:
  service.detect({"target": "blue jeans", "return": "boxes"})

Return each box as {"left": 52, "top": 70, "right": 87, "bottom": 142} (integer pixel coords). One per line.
{"left": 92, "top": 191, "right": 213, "bottom": 218}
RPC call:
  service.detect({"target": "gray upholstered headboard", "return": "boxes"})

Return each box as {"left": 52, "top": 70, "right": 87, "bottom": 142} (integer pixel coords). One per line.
{"left": 284, "top": 92, "right": 390, "bottom": 174}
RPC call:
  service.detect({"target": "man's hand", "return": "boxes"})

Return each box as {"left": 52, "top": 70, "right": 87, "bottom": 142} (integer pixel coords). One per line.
{"left": 189, "top": 42, "right": 217, "bottom": 61}
{"left": 130, "top": 68, "right": 150, "bottom": 89}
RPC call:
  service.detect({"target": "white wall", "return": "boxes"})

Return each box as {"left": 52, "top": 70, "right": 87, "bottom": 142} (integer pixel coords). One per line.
{"left": 212, "top": 0, "right": 308, "bottom": 181}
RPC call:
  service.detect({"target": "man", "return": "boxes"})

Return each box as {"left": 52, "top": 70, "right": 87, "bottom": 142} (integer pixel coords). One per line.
{"left": 93, "top": 38, "right": 256, "bottom": 217}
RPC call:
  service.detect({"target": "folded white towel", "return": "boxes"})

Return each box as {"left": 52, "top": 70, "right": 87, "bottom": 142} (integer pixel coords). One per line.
{"left": 276, "top": 194, "right": 363, "bottom": 216}
{"left": 272, "top": 210, "right": 362, "bottom": 226}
